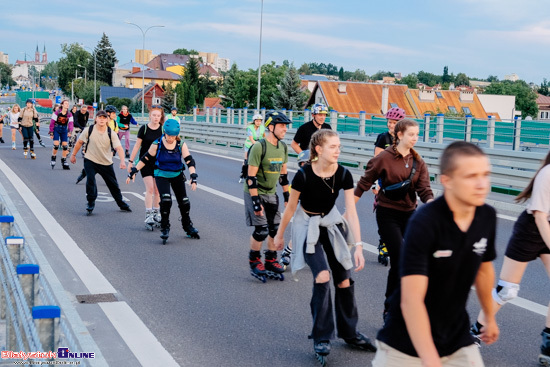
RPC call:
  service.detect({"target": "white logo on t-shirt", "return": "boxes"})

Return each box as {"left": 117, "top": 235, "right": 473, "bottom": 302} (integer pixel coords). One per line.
{"left": 473, "top": 238, "right": 487, "bottom": 256}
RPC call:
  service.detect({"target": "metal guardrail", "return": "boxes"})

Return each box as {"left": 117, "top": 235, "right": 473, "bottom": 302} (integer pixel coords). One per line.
{"left": 179, "top": 121, "right": 546, "bottom": 194}
{"left": 0, "top": 195, "right": 90, "bottom": 365}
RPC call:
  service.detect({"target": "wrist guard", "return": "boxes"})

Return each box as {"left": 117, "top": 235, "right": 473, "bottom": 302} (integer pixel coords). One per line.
{"left": 128, "top": 167, "right": 138, "bottom": 179}
{"left": 251, "top": 195, "right": 262, "bottom": 212}
{"left": 190, "top": 173, "right": 198, "bottom": 184}
{"left": 184, "top": 155, "right": 196, "bottom": 168}
{"left": 283, "top": 191, "right": 289, "bottom": 203}
{"left": 279, "top": 173, "right": 289, "bottom": 186}
{"left": 247, "top": 176, "right": 258, "bottom": 189}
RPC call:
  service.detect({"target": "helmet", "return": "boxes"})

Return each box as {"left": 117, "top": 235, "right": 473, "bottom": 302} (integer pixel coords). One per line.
{"left": 105, "top": 105, "right": 118, "bottom": 114}
{"left": 163, "top": 118, "right": 180, "bottom": 136}
{"left": 252, "top": 114, "right": 263, "bottom": 121}
{"left": 297, "top": 150, "right": 310, "bottom": 165}
{"left": 25, "top": 98, "right": 33, "bottom": 104}
{"left": 386, "top": 107, "right": 405, "bottom": 121}
{"left": 311, "top": 103, "right": 328, "bottom": 115}
{"left": 264, "top": 111, "right": 291, "bottom": 127}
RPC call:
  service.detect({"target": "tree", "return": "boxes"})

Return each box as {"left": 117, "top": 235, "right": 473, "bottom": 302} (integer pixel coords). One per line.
{"left": 173, "top": 48, "right": 199, "bottom": 56}
{"left": 417, "top": 70, "right": 440, "bottom": 87}
{"left": 91, "top": 33, "right": 117, "bottom": 86}
{"left": 454, "top": 72, "right": 470, "bottom": 87}
{"left": 370, "top": 70, "right": 394, "bottom": 81}
{"left": 487, "top": 75, "right": 499, "bottom": 83}
{"left": 106, "top": 97, "right": 133, "bottom": 111}
{"left": 57, "top": 43, "right": 91, "bottom": 94}
{"left": 162, "top": 83, "right": 175, "bottom": 112}
{"left": 74, "top": 79, "right": 108, "bottom": 104}
{"left": 442, "top": 66, "right": 451, "bottom": 84}
{"left": 400, "top": 73, "right": 419, "bottom": 89}
{"left": 41, "top": 61, "right": 59, "bottom": 89}
{"left": 338, "top": 67, "right": 345, "bottom": 81}
{"left": 538, "top": 78, "right": 549, "bottom": 96}
{"left": 130, "top": 99, "right": 148, "bottom": 114}
{"left": 485, "top": 80, "right": 538, "bottom": 118}
{"left": 271, "top": 64, "right": 308, "bottom": 110}
{"left": 0, "top": 63, "right": 16, "bottom": 87}
{"left": 298, "top": 63, "right": 311, "bottom": 75}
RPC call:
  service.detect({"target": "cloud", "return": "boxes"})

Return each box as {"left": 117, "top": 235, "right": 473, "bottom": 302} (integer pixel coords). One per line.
{"left": 475, "top": 21, "right": 550, "bottom": 45}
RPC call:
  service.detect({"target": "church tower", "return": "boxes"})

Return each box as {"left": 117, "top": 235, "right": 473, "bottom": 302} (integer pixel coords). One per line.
{"left": 35, "top": 44, "right": 40, "bottom": 63}
{"left": 42, "top": 44, "right": 47, "bottom": 63}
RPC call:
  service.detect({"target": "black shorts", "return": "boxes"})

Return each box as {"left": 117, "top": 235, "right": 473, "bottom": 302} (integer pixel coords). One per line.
{"left": 140, "top": 164, "right": 155, "bottom": 178}
{"left": 505, "top": 210, "right": 550, "bottom": 262}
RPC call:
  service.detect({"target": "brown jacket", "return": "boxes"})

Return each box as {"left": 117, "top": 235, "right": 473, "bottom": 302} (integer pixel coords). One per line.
{"left": 355, "top": 147, "right": 433, "bottom": 211}
{"left": 19, "top": 107, "right": 38, "bottom": 128}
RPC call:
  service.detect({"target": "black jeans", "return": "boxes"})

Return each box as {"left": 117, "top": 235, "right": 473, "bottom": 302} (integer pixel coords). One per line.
{"left": 155, "top": 173, "right": 192, "bottom": 230}
{"left": 83, "top": 158, "right": 125, "bottom": 207}
{"left": 375, "top": 205, "right": 415, "bottom": 311}
{"left": 304, "top": 227, "right": 358, "bottom": 342}
{"left": 21, "top": 126, "right": 34, "bottom": 150}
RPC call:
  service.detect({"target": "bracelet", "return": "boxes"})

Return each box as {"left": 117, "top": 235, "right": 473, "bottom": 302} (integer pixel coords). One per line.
{"left": 355, "top": 241, "right": 363, "bottom": 246}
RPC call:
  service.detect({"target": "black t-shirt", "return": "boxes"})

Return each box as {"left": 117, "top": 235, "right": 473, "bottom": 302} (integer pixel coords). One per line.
{"left": 293, "top": 120, "right": 332, "bottom": 151}
{"left": 137, "top": 124, "right": 163, "bottom": 158}
{"left": 377, "top": 196, "right": 497, "bottom": 357}
{"left": 291, "top": 163, "right": 353, "bottom": 214}
{"left": 74, "top": 111, "right": 89, "bottom": 129}
{"left": 374, "top": 131, "right": 392, "bottom": 150}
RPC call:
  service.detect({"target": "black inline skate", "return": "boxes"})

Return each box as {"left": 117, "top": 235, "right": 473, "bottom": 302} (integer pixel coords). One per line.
{"left": 160, "top": 227, "right": 170, "bottom": 245}
{"left": 249, "top": 251, "right": 266, "bottom": 283}
{"left": 182, "top": 217, "right": 200, "bottom": 239}
{"left": 540, "top": 330, "right": 550, "bottom": 366}
{"left": 50, "top": 155, "right": 56, "bottom": 169}
{"left": 344, "top": 332, "right": 377, "bottom": 352}
{"left": 86, "top": 202, "right": 95, "bottom": 216}
{"left": 61, "top": 157, "right": 70, "bottom": 170}
{"left": 279, "top": 244, "right": 291, "bottom": 269}
{"left": 378, "top": 240, "right": 389, "bottom": 266}
{"left": 469, "top": 321, "right": 483, "bottom": 347}
{"left": 264, "top": 250, "right": 284, "bottom": 281}
{"left": 314, "top": 340, "right": 331, "bottom": 366}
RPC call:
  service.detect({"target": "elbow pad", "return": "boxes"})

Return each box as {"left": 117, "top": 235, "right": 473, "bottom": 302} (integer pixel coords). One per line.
{"left": 140, "top": 152, "right": 155, "bottom": 165}
{"left": 184, "top": 155, "right": 196, "bottom": 168}
{"left": 247, "top": 176, "right": 258, "bottom": 189}
{"left": 279, "top": 173, "right": 289, "bottom": 186}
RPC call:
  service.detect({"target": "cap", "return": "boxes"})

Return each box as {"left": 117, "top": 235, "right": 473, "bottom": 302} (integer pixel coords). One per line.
{"left": 96, "top": 110, "right": 108, "bottom": 118}
{"left": 171, "top": 107, "right": 178, "bottom": 111}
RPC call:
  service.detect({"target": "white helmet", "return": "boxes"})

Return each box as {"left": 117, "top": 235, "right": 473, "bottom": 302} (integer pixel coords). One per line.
{"left": 252, "top": 114, "right": 263, "bottom": 121}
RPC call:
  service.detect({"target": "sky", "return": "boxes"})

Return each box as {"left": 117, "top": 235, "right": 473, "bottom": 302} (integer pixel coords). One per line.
{"left": 2, "top": 0, "right": 549, "bottom": 84}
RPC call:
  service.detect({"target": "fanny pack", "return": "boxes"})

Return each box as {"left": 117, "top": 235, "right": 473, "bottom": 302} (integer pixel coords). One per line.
{"left": 382, "top": 159, "right": 417, "bottom": 201}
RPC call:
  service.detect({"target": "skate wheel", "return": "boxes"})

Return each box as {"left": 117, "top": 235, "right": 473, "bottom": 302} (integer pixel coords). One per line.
{"left": 279, "top": 273, "right": 285, "bottom": 281}
{"left": 539, "top": 355, "right": 550, "bottom": 366}
{"left": 315, "top": 353, "right": 327, "bottom": 366}
{"left": 162, "top": 239, "right": 167, "bottom": 245}
{"left": 86, "top": 211, "right": 92, "bottom": 216}
{"left": 250, "top": 271, "right": 266, "bottom": 283}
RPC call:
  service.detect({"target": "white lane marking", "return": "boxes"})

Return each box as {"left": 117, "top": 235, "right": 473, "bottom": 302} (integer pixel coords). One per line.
{"left": 0, "top": 158, "right": 179, "bottom": 367}
{"left": 100, "top": 302, "right": 179, "bottom": 367}
{"left": 497, "top": 214, "right": 517, "bottom": 222}
{"left": 0, "top": 158, "right": 115, "bottom": 295}
{"left": 508, "top": 297, "right": 548, "bottom": 317}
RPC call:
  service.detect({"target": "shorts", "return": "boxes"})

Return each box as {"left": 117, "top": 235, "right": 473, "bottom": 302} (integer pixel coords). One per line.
{"left": 140, "top": 164, "right": 155, "bottom": 178}
{"left": 53, "top": 125, "right": 69, "bottom": 143}
{"left": 10, "top": 125, "right": 19, "bottom": 130}
{"left": 505, "top": 210, "right": 550, "bottom": 262}
{"left": 244, "top": 192, "right": 281, "bottom": 229}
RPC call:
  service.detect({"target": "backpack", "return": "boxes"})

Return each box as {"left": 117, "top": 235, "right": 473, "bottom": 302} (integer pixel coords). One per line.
{"left": 242, "top": 139, "right": 288, "bottom": 184}
{"left": 84, "top": 124, "right": 113, "bottom": 153}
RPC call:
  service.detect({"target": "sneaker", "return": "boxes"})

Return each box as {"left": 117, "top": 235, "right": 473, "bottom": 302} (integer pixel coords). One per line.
{"left": 39, "top": 140, "right": 46, "bottom": 147}
{"left": 119, "top": 204, "right": 132, "bottom": 212}
{"left": 12, "top": 142, "right": 16, "bottom": 150}
{"left": 0, "top": 137, "right": 4, "bottom": 143}
{"left": 125, "top": 150, "right": 130, "bottom": 158}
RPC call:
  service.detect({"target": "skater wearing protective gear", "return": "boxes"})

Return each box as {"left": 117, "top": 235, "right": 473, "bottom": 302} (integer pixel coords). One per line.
{"left": 244, "top": 111, "right": 290, "bottom": 282}
{"left": 49, "top": 100, "right": 74, "bottom": 169}
{"left": 127, "top": 106, "right": 163, "bottom": 230}
{"left": 372, "top": 142, "right": 498, "bottom": 367}
{"left": 104, "top": 105, "right": 119, "bottom": 133}
{"left": 8, "top": 105, "right": 22, "bottom": 150}
{"left": 70, "top": 110, "right": 131, "bottom": 214}
{"left": 372, "top": 107, "right": 405, "bottom": 267}
{"left": 274, "top": 130, "right": 375, "bottom": 364}
{"left": 19, "top": 99, "right": 39, "bottom": 161}
{"left": 165, "top": 107, "right": 181, "bottom": 123}
{"left": 240, "top": 114, "right": 265, "bottom": 182}
{"left": 117, "top": 105, "right": 137, "bottom": 157}
{"left": 127, "top": 118, "right": 198, "bottom": 243}
{"left": 291, "top": 103, "right": 331, "bottom": 154}
{"left": 473, "top": 149, "right": 550, "bottom": 365}
{"left": 355, "top": 119, "right": 434, "bottom": 319}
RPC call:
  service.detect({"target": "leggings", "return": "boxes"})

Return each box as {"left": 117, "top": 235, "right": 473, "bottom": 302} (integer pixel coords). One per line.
{"left": 155, "top": 173, "right": 192, "bottom": 230}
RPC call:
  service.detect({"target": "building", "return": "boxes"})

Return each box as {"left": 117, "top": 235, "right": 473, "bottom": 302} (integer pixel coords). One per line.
{"left": 135, "top": 49, "right": 154, "bottom": 65}
{"left": 478, "top": 94, "right": 517, "bottom": 121}
{"left": 123, "top": 69, "right": 181, "bottom": 89}
{"left": 145, "top": 53, "right": 220, "bottom": 79}
{"left": 112, "top": 61, "right": 147, "bottom": 87}
{"left": 132, "top": 83, "right": 165, "bottom": 109}
{"left": 216, "top": 58, "right": 230, "bottom": 73}
{"left": 204, "top": 97, "right": 223, "bottom": 110}
{"left": 99, "top": 86, "right": 141, "bottom": 103}
{"left": 504, "top": 73, "right": 520, "bottom": 82}
{"left": 536, "top": 94, "right": 550, "bottom": 120}
{"left": 306, "top": 80, "right": 495, "bottom": 119}
{"left": 13, "top": 44, "right": 48, "bottom": 74}
{"left": 0, "top": 52, "right": 8, "bottom": 64}
{"left": 300, "top": 75, "right": 329, "bottom": 93}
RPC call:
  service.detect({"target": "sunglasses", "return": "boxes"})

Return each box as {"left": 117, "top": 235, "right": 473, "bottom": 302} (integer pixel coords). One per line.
{"left": 150, "top": 105, "right": 163, "bottom": 109}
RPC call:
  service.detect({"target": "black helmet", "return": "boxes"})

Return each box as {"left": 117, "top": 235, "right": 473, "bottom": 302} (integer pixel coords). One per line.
{"left": 26, "top": 98, "right": 33, "bottom": 104}
{"left": 105, "top": 105, "right": 118, "bottom": 114}
{"left": 264, "top": 111, "right": 291, "bottom": 128}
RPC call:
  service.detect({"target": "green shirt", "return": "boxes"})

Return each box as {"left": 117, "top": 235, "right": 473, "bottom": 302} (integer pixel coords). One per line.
{"left": 245, "top": 139, "right": 288, "bottom": 195}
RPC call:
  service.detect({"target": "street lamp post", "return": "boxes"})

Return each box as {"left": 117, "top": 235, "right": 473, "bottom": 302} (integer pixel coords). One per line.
{"left": 256, "top": 0, "right": 264, "bottom": 110}
{"left": 125, "top": 22, "right": 165, "bottom": 118}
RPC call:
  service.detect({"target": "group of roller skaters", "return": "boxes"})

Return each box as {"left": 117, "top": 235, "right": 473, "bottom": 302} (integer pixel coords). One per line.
{"left": 243, "top": 104, "right": 549, "bottom": 366}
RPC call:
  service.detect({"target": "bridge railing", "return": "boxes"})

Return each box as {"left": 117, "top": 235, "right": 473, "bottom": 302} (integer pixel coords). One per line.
{"left": 179, "top": 120, "right": 545, "bottom": 195}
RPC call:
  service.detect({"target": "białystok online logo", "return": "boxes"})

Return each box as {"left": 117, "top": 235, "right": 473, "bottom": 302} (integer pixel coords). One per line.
{"left": 57, "top": 348, "right": 95, "bottom": 359}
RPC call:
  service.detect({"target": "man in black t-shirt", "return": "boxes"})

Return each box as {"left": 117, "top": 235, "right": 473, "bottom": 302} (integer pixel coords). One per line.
{"left": 74, "top": 105, "right": 90, "bottom": 130}
{"left": 372, "top": 142, "right": 499, "bottom": 367}
{"left": 291, "top": 103, "right": 331, "bottom": 154}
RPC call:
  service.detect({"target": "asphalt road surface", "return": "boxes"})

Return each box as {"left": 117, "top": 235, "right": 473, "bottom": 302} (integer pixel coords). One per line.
{"left": 0, "top": 129, "right": 548, "bottom": 367}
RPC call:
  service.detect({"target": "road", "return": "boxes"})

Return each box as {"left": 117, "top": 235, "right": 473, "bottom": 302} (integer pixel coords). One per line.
{"left": 0, "top": 129, "right": 547, "bottom": 367}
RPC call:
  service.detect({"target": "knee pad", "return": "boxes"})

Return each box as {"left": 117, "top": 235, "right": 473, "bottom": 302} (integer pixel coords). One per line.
{"left": 181, "top": 197, "right": 190, "bottom": 213}
{"left": 252, "top": 225, "right": 269, "bottom": 242}
{"left": 53, "top": 144, "right": 59, "bottom": 150}
{"left": 62, "top": 145, "right": 68, "bottom": 151}
{"left": 492, "top": 280, "right": 520, "bottom": 305}
{"left": 160, "top": 194, "right": 172, "bottom": 211}
{"left": 268, "top": 223, "right": 279, "bottom": 238}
